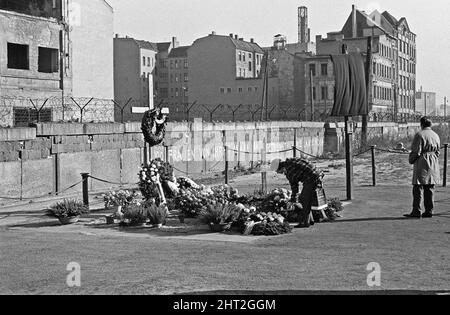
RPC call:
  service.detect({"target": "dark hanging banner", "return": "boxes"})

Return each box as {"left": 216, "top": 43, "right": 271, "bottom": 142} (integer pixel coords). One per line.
{"left": 331, "top": 53, "right": 368, "bottom": 117}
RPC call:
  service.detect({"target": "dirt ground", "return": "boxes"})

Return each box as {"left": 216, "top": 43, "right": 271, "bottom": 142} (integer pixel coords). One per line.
{"left": 0, "top": 152, "right": 449, "bottom": 295}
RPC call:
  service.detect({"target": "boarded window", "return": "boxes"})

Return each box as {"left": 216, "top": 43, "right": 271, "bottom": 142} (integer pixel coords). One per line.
{"left": 13, "top": 107, "right": 53, "bottom": 127}
{"left": 38, "top": 47, "right": 59, "bottom": 73}
{"left": 8, "top": 43, "right": 29, "bottom": 70}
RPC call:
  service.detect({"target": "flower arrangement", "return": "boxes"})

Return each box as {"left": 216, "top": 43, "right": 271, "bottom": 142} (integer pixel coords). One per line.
{"left": 234, "top": 205, "right": 290, "bottom": 236}
{"left": 139, "top": 158, "right": 175, "bottom": 201}
{"left": 47, "top": 199, "right": 90, "bottom": 219}
{"left": 103, "top": 190, "right": 140, "bottom": 209}
{"left": 174, "top": 187, "right": 211, "bottom": 218}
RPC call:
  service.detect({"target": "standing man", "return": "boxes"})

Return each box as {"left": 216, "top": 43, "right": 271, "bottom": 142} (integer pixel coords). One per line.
{"left": 404, "top": 117, "right": 441, "bottom": 219}
{"left": 271, "top": 158, "right": 324, "bottom": 228}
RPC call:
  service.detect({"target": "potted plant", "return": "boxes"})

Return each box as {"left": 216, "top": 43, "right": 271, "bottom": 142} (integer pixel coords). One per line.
{"left": 121, "top": 205, "right": 148, "bottom": 227}
{"left": 146, "top": 203, "right": 169, "bottom": 228}
{"left": 200, "top": 203, "right": 241, "bottom": 232}
{"left": 47, "top": 199, "right": 90, "bottom": 225}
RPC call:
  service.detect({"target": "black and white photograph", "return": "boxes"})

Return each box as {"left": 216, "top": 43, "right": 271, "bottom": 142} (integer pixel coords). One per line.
{"left": 0, "top": 0, "right": 449, "bottom": 301}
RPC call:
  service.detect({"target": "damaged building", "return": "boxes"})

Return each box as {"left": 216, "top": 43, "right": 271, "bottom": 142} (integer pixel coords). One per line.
{"left": 0, "top": 0, "right": 114, "bottom": 127}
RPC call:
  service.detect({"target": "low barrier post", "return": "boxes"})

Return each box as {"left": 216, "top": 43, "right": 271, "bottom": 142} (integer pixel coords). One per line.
{"left": 371, "top": 145, "right": 377, "bottom": 187}
{"left": 444, "top": 143, "right": 449, "bottom": 187}
{"left": 224, "top": 146, "right": 229, "bottom": 185}
{"left": 81, "top": 173, "right": 90, "bottom": 208}
{"left": 261, "top": 146, "right": 267, "bottom": 194}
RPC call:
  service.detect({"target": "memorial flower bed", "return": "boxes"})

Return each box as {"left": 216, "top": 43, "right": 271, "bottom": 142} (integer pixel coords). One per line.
{"left": 133, "top": 160, "right": 345, "bottom": 235}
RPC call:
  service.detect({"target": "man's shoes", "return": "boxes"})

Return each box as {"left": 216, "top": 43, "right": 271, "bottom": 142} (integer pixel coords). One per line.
{"left": 422, "top": 212, "right": 433, "bottom": 218}
{"left": 295, "top": 223, "right": 311, "bottom": 229}
{"left": 403, "top": 212, "right": 421, "bottom": 219}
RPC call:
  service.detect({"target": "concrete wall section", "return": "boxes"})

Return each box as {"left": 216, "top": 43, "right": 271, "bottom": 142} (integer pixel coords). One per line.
{"left": 22, "top": 157, "right": 54, "bottom": 198}
{"left": 0, "top": 161, "right": 21, "bottom": 198}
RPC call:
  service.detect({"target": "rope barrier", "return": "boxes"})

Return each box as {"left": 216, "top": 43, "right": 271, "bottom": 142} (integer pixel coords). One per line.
{"left": 375, "top": 147, "right": 410, "bottom": 155}
{"left": 0, "top": 178, "right": 85, "bottom": 201}
{"left": 88, "top": 175, "right": 136, "bottom": 186}
{"left": 229, "top": 148, "right": 293, "bottom": 155}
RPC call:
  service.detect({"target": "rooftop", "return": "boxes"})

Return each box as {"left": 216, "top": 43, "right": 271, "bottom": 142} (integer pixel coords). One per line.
{"left": 168, "top": 46, "right": 190, "bottom": 58}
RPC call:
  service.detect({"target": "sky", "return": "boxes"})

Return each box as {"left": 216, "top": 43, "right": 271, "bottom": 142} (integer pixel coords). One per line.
{"left": 107, "top": 0, "right": 449, "bottom": 104}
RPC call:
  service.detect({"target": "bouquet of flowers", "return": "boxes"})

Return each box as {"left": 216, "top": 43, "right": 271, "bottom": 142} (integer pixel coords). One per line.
{"left": 139, "top": 158, "right": 175, "bottom": 201}
{"left": 103, "top": 190, "right": 140, "bottom": 209}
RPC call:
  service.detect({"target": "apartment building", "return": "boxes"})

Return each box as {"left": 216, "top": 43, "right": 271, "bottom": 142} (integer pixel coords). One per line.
{"left": 167, "top": 46, "right": 189, "bottom": 106}
{"left": 188, "top": 32, "right": 264, "bottom": 108}
{"left": 113, "top": 36, "right": 157, "bottom": 121}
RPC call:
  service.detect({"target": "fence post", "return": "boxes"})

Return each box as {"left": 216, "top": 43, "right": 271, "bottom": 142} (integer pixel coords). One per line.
{"left": 164, "top": 145, "right": 170, "bottom": 163}
{"left": 371, "top": 145, "right": 377, "bottom": 187}
{"left": 261, "top": 145, "right": 267, "bottom": 194}
{"left": 224, "top": 146, "right": 229, "bottom": 185}
{"left": 81, "top": 173, "right": 90, "bottom": 208}
{"left": 293, "top": 128, "right": 297, "bottom": 158}
{"left": 444, "top": 143, "right": 449, "bottom": 187}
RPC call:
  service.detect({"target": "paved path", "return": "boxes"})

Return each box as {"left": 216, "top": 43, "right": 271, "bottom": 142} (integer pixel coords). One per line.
{"left": 0, "top": 181, "right": 449, "bottom": 295}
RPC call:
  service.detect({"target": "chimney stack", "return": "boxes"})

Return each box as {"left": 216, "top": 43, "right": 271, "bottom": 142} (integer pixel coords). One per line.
{"left": 298, "top": 6, "right": 309, "bottom": 44}
{"left": 352, "top": 5, "right": 357, "bottom": 38}
{"left": 235, "top": 35, "right": 238, "bottom": 40}
{"left": 250, "top": 38, "right": 254, "bottom": 43}
{"left": 172, "top": 36, "right": 179, "bottom": 48}
{"left": 230, "top": 33, "right": 233, "bottom": 38}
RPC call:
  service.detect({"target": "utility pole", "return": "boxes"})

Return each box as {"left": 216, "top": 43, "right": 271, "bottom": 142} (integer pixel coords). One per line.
{"left": 310, "top": 69, "right": 315, "bottom": 121}
{"left": 444, "top": 97, "right": 447, "bottom": 119}
{"left": 260, "top": 51, "right": 270, "bottom": 121}
{"left": 362, "top": 36, "right": 373, "bottom": 149}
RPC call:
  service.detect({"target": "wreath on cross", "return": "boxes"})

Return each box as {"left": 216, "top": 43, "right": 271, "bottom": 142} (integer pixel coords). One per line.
{"left": 141, "top": 108, "right": 168, "bottom": 147}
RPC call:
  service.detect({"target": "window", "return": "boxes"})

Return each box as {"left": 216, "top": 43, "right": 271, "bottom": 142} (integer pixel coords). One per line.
{"left": 143, "top": 57, "right": 146, "bottom": 66}
{"left": 184, "top": 60, "right": 188, "bottom": 68}
{"left": 38, "top": 47, "right": 59, "bottom": 73}
{"left": 227, "top": 88, "right": 232, "bottom": 93}
{"left": 254, "top": 87, "right": 258, "bottom": 92}
{"left": 175, "top": 74, "right": 179, "bottom": 82}
{"left": 160, "top": 88, "right": 168, "bottom": 98}
{"left": 238, "top": 87, "right": 243, "bottom": 93}
{"left": 148, "top": 57, "right": 151, "bottom": 67}
{"left": 321, "top": 64, "right": 328, "bottom": 76}
{"left": 249, "top": 61, "right": 252, "bottom": 72}
{"left": 184, "top": 73, "right": 188, "bottom": 82}
{"left": 175, "top": 60, "right": 179, "bottom": 69}
{"left": 238, "top": 51, "right": 242, "bottom": 61}
{"left": 175, "top": 88, "right": 179, "bottom": 97}
{"left": 220, "top": 88, "right": 225, "bottom": 94}
{"left": 13, "top": 107, "right": 52, "bottom": 127}
{"left": 321, "top": 86, "right": 328, "bottom": 100}
{"left": 248, "top": 87, "right": 252, "bottom": 92}
{"left": 309, "top": 64, "right": 316, "bottom": 76}
{"left": 7, "top": 43, "right": 29, "bottom": 70}
{"left": 143, "top": 72, "right": 146, "bottom": 81}
{"left": 243, "top": 53, "right": 246, "bottom": 62}
{"left": 312, "top": 87, "right": 316, "bottom": 100}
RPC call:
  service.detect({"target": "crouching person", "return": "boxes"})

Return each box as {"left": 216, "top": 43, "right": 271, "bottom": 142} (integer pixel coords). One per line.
{"left": 271, "top": 158, "right": 324, "bottom": 228}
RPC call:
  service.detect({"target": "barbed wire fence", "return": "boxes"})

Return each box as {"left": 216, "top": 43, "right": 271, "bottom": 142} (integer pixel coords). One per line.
{"left": 0, "top": 96, "right": 116, "bottom": 127}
